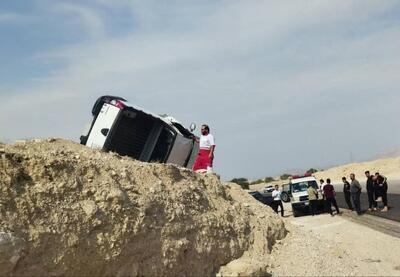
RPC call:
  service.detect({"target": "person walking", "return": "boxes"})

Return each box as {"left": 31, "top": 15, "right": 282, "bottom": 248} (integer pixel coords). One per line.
{"left": 272, "top": 185, "right": 284, "bottom": 217}
{"left": 365, "top": 171, "right": 377, "bottom": 211}
{"left": 350, "top": 173, "right": 362, "bottom": 215}
{"left": 342, "top": 177, "right": 353, "bottom": 210}
{"left": 192, "top": 124, "right": 215, "bottom": 173}
{"left": 375, "top": 173, "right": 389, "bottom": 212}
{"left": 323, "top": 178, "right": 340, "bottom": 216}
{"left": 307, "top": 183, "right": 319, "bottom": 216}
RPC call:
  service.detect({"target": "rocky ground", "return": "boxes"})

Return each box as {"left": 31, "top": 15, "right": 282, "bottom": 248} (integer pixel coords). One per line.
{"left": 0, "top": 139, "right": 286, "bottom": 276}
{"left": 268, "top": 203, "right": 400, "bottom": 276}
{"left": 1, "top": 138, "right": 399, "bottom": 276}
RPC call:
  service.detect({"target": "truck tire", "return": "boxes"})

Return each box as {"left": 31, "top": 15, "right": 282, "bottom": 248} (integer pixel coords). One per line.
{"left": 281, "top": 192, "right": 290, "bottom": 203}
{"left": 291, "top": 205, "right": 300, "bottom": 217}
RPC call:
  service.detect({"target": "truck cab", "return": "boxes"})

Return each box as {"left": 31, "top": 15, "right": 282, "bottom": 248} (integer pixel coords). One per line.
{"left": 284, "top": 175, "right": 324, "bottom": 217}
{"left": 80, "top": 95, "right": 199, "bottom": 168}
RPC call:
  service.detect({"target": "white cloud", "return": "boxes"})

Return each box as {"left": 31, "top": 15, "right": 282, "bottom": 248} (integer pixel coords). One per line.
{"left": 50, "top": 2, "right": 106, "bottom": 39}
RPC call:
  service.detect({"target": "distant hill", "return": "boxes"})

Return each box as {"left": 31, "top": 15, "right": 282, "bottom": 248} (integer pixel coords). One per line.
{"left": 373, "top": 148, "right": 400, "bottom": 159}
{"left": 314, "top": 156, "right": 400, "bottom": 183}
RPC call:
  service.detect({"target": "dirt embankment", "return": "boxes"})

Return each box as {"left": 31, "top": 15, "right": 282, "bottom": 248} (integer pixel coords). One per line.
{"left": 314, "top": 157, "right": 400, "bottom": 182}
{"left": 0, "top": 139, "right": 286, "bottom": 276}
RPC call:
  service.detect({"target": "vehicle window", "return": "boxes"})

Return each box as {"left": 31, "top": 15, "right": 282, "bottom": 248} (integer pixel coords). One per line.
{"left": 310, "top": 181, "right": 319, "bottom": 189}
{"left": 292, "top": 182, "right": 308, "bottom": 192}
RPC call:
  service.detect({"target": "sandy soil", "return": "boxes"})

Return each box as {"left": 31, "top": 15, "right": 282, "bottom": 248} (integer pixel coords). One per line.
{"left": 314, "top": 157, "right": 400, "bottom": 183}
{"left": 250, "top": 156, "right": 400, "bottom": 192}
{"left": 0, "top": 139, "right": 286, "bottom": 276}
{"left": 268, "top": 204, "right": 400, "bottom": 276}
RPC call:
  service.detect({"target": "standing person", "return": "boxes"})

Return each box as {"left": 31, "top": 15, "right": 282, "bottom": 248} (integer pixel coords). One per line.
{"left": 192, "top": 124, "right": 215, "bottom": 173}
{"left": 307, "top": 183, "right": 319, "bottom": 216}
{"left": 272, "top": 185, "right": 284, "bottom": 217}
{"left": 365, "top": 171, "right": 377, "bottom": 211}
{"left": 350, "top": 173, "right": 362, "bottom": 215}
{"left": 319, "top": 179, "right": 326, "bottom": 211}
{"left": 375, "top": 173, "right": 389, "bottom": 212}
{"left": 342, "top": 177, "right": 353, "bottom": 210}
{"left": 319, "top": 179, "right": 325, "bottom": 196}
{"left": 323, "top": 178, "right": 340, "bottom": 216}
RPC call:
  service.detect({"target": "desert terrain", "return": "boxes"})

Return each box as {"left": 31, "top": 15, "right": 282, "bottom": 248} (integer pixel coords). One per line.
{"left": 314, "top": 157, "right": 400, "bottom": 183}
{"left": 268, "top": 203, "right": 400, "bottom": 276}
{"left": 1, "top": 139, "right": 400, "bottom": 276}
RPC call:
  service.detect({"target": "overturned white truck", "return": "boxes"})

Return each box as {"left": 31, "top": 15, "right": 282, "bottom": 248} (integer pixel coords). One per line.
{"left": 80, "top": 95, "right": 199, "bottom": 168}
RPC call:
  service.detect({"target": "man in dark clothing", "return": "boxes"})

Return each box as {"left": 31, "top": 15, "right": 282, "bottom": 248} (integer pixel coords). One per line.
{"left": 365, "top": 171, "right": 377, "bottom": 211}
{"left": 375, "top": 172, "right": 389, "bottom": 212}
{"left": 323, "top": 178, "right": 340, "bottom": 216}
{"left": 342, "top": 177, "right": 353, "bottom": 210}
{"left": 350, "top": 173, "right": 362, "bottom": 215}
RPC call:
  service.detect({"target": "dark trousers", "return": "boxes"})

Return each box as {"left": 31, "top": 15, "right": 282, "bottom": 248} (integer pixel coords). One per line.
{"left": 367, "top": 190, "right": 377, "bottom": 209}
{"left": 309, "top": 200, "right": 318, "bottom": 216}
{"left": 325, "top": 197, "right": 340, "bottom": 215}
{"left": 351, "top": 192, "right": 362, "bottom": 214}
{"left": 382, "top": 190, "right": 388, "bottom": 206}
{"left": 344, "top": 193, "right": 353, "bottom": 210}
{"left": 273, "top": 200, "right": 284, "bottom": 216}
{"left": 375, "top": 188, "right": 387, "bottom": 206}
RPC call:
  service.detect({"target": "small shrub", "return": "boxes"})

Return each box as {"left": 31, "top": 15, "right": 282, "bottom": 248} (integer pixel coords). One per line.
{"left": 264, "top": 176, "right": 275, "bottom": 183}
{"left": 280, "top": 174, "right": 291, "bottom": 180}
{"left": 250, "top": 179, "right": 264, "bottom": 185}
{"left": 306, "top": 168, "right": 318, "bottom": 174}
{"left": 230, "top": 178, "right": 250, "bottom": 190}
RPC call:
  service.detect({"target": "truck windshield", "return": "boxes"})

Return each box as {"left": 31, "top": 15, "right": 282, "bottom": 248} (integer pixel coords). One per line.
{"left": 291, "top": 182, "right": 308, "bottom": 193}
{"left": 292, "top": 180, "right": 318, "bottom": 192}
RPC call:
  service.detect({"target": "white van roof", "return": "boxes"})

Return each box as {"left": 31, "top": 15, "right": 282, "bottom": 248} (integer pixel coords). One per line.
{"left": 290, "top": 176, "right": 317, "bottom": 184}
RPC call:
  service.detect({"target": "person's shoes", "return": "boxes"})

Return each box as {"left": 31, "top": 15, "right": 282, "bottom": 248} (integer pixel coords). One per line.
{"left": 373, "top": 207, "right": 377, "bottom": 211}
{"left": 381, "top": 206, "right": 388, "bottom": 212}
{"left": 368, "top": 208, "right": 372, "bottom": 211}
{"left": 331, "top": 214, "right": 334, "bottom": 217}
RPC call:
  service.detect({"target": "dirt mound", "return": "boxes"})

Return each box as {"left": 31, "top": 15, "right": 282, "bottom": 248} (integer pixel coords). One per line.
{"left": 314, "top": 157, "right": 400, "bottom": 182}
{"left": 0, "top": 139, "right": 285, "bottom": 276}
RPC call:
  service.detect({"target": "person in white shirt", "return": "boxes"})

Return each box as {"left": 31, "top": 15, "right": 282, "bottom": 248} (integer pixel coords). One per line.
{"left": 272, "top": 185, "right": 284, "bottom": 216}
{"left": 319, "top": 179, "right": 326, "bottom": 197}
{"left": 192, "top": 124, "right": 215, "bottom": 173}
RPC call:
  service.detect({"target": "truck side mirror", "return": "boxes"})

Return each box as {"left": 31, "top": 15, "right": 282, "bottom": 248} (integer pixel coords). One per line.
{"left": 189, "top": 123, "right": 196, "bottom": 132}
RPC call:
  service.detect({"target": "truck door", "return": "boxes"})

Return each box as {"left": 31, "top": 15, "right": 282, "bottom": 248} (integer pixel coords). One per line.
{"left": 86, "top": 103, "right": 121, "bottom": 149}
{"left": 166, "top": 135, "right": 195, "bottom": 167}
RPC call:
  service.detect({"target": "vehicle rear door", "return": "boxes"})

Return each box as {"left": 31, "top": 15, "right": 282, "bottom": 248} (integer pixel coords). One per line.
{"left": 86, "top": 103, "right": 121, "bottom": 149}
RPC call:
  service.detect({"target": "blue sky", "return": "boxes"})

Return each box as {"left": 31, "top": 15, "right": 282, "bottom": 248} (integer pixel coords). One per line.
{"left": 1, "top": 0, "right": 400, "bottom": 180}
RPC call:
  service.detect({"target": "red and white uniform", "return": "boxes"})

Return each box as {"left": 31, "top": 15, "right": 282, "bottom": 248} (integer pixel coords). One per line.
{"left": 193, "top": 134, "right": 215, "bottom": 172}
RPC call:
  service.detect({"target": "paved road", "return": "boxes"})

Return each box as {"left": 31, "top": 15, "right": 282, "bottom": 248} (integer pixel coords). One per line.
{"left": 332, "top": 178, "right": 400, "bottom": 194}
{"left": 334, "top": 179, "right": 400, "bottom": 222}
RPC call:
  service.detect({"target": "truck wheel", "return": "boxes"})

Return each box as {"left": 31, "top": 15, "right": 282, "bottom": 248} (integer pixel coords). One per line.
{"left": 292, "top": 205, "right": 300, "bottom": 217}
{"left": 281, "top": 192, "right": 289, "bottom": 203}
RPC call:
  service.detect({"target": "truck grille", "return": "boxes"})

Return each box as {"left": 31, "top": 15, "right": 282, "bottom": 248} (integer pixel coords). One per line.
{"left": 299, "top": 196, "right": 309, "bottom": 201}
